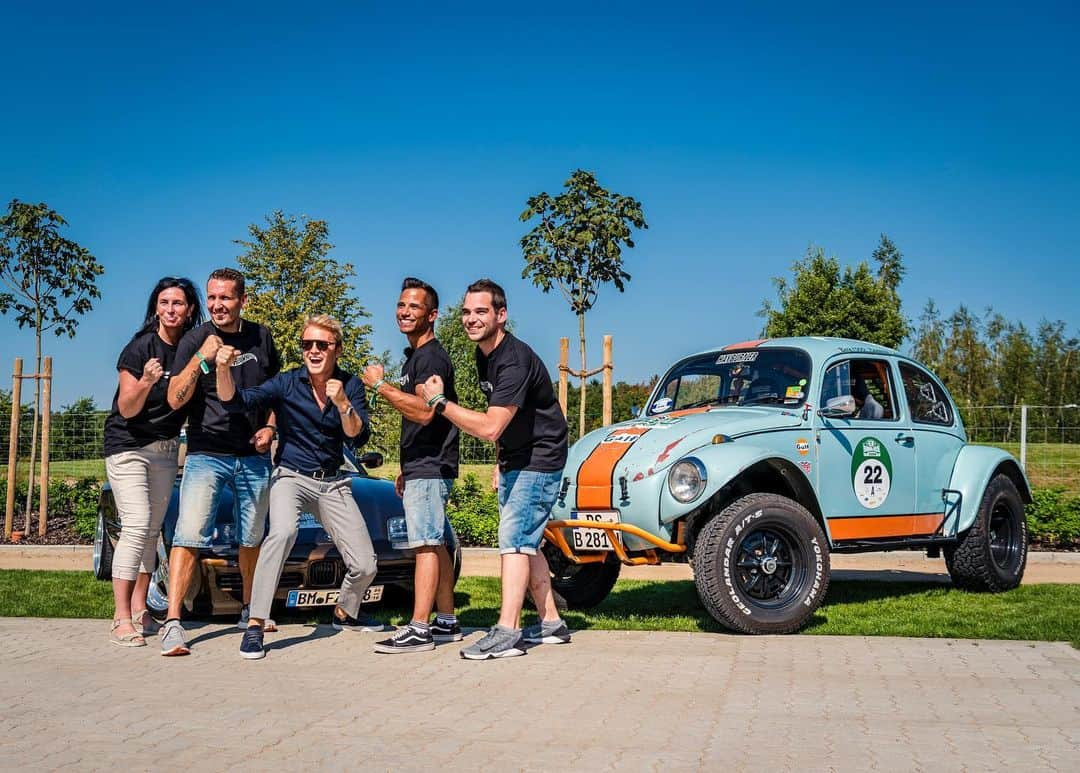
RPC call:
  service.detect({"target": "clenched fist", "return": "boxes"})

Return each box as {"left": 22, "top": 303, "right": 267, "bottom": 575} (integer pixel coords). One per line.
{"left": 201, "top": 334, "right": 223, "bottom": 361}
{"left": 216, "top": 345, "right": 238, "bottom": 368}
{"left": 326, "top": 378, "right": 347, "bottom": 409}
{"left": 420, "top": 374, "right": 444, "bottom": 402}
{"left": 361, "top": 363, "right": 385, "bottom": 388}
{"left": 140, "top": 357, "right": 164, "bottom": 385}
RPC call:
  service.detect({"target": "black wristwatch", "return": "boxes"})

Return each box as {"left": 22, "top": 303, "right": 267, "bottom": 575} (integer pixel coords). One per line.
{"left": 433, "top": 397, "right": 448, "bottom": 415}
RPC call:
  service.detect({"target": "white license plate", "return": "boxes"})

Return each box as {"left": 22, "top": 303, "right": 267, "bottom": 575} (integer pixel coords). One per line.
{"left": 570, "top": 510, "right": 620, "bottom": 551}
{"left": 286, "top": 585, "right": 384, "bottom": 607}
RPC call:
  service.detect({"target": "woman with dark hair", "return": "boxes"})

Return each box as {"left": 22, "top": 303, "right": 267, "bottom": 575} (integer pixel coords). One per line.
{"left": 102, "top": 277, "right": 203, "bottom": 646}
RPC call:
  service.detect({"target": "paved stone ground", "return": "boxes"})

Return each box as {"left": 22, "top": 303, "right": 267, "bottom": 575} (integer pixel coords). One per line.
{"left": 1, "top": 618, "right": 1078, "bottom": 772}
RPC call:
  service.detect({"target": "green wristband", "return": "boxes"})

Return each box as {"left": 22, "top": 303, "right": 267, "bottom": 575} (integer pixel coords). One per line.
{"left": 371, "top": 378, "right": 387, "bottom": 391}
{"left": 426, "top": 393, "right": 446, "bottom": 407}
{"left": 195, "top": 351, "right": 210, "bottom": 374}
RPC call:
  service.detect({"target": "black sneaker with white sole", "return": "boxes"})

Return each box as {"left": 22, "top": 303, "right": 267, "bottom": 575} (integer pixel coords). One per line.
{"left": 332, "top": 612, "right": 387, "bottom": 632}
{"left": 429, "top": 619, "right": 463, "bottom": 642}
{"left": 373, "top": 625, "right": 435, "bottom": 654}
{"left": 239, "top": 626, "right": 265, "bottom": 660}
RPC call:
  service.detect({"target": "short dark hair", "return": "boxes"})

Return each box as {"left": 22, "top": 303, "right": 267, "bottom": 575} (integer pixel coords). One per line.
{"left": 401, "top": 277, "right": 439, "bottom": 310}
{"left": 208, "top": 267, "right": 245, "bottom": 296}
{"left": 465, "top": 278, "right": 506, "bottom": 311}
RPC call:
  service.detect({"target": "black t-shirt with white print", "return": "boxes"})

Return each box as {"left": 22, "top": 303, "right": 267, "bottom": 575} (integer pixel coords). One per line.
{"left": 173, "top": 320, "right": 281, "bottom": 456}
{"left": 399, "top": 339, "right": 459, "bottom": 480}
{"left": 103, "top": 330, "right": 187, "bottom": 457}
{"left": 476, "top": 332, "right": 568, "bottom": 472}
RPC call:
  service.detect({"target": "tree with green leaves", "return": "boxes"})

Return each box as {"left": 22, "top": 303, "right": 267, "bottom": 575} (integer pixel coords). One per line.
{"left": 234, "top": 211, "right": 398, "bottom": 456}
{"left": 0, "top": 199, "right": 103, "bottom": 533}
{"left": 760, "top": 236, "right": 910, "bottom": 349}
{"left": 912, "top": 299, "right": 946, "bottom": 373}
{"left": 520, "top": 169, "right": 647, "bottom": 437}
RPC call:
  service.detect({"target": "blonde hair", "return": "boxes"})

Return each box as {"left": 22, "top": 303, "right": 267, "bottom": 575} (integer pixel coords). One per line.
{"left": 303, "top": 314, "right": 344, "bottom": 346}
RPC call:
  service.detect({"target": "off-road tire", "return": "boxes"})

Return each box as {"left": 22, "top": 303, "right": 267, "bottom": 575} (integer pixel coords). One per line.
{"left": 539, "top": 540, "right": 621, "bottom": 610}
{"left": 92, "top": 508, "right": 114, "bottom": 581}
{"left": 944, "top": 473, "right": 1027, "bottom": 592}
{"left": 693, "top": 493, "right": 830, "bottom": 634}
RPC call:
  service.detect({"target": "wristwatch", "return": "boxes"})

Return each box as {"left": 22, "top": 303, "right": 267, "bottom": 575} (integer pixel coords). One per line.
{"left": 433, "top": 397, "right": 448, "bottom": 415}
{"left": 342, "top": 404, "right": 355, "bottom": 418}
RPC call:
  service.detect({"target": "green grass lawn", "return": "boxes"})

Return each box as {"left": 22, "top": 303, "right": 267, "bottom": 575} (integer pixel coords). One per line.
{"left": 3, "top": 570, "right": 1077, "bottom": 647}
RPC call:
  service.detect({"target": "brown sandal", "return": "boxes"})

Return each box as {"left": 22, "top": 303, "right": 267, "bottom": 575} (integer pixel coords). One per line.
{"left": 109, "top": 619, "right": 146, "bottom": 648}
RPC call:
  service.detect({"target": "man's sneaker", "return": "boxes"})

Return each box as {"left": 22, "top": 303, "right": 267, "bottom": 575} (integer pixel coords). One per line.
{"left": 332, "top": 611, "right": 387, "bottom": 632}
{"left": 460, "top": 625, "right": 525, "bottom": 660}
{"left": 430, "top": 618, "right": 463, "bottom": 642}
{"left": 239, "top": 626, "right": 266, "bottom": 660}
{"left": 373, "top": 625, "right": 435, "bottom": 654}
{"left": 522, "top": 618, "right": 572, "bottom": 645}
{"left": 159, "top": 620, "right": 189, "bottom": 657}
{"left": 237, "top": 605, "right": 276, "bottom": 632}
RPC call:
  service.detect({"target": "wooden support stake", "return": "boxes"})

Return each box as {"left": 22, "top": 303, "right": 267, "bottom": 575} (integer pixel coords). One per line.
{"left": 5, "top": 358, "right": 22, "bottom": 539}
{"left": 558, "top": 337, "right": 569, "bottom": 418}
{"left": 38, "top": 357, "right": 52, "bottom": 537}
{"left": 602, "top": 335, "right": 613, "bottom": 427}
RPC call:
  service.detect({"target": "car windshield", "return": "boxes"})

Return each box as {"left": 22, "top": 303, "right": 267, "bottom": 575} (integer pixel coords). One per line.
{"left": 648, "top": 348, "right": 812, "bottom": 414}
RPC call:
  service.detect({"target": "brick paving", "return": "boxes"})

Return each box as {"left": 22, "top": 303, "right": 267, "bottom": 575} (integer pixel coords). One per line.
{"left": 1, "top": 618, "right": 1077, "bottom": 771}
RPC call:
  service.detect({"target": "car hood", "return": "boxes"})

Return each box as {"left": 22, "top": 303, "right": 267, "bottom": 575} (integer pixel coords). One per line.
{"left": 567, "top": 406, "right": 805, "bottom": 480}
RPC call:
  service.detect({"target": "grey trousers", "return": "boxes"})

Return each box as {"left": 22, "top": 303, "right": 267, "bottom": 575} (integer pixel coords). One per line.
{"left": 249, "top": 467, "right": 378, "bottom": 620}
{"left": 105, "top": 439, "right": 179, "bottom": 582}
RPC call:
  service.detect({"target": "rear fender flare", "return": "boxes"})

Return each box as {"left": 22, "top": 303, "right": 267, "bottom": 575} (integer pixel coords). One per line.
{"left": 946, "top": 446, "right": 1032, "bottom": 535}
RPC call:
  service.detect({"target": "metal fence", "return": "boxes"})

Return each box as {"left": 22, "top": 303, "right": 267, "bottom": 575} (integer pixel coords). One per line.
{"left": 2, "top": 406, "right": 1078, "bottom": 491}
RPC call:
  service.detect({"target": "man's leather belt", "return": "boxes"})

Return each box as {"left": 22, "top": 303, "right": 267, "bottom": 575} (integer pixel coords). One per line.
{"left": 282, "top": 465, "right": 341, "bottom": 480}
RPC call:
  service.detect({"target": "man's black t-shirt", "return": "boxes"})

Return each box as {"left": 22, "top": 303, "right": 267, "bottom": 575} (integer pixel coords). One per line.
{"left": 476, "top": 332, "right": 568, "bottom": 472}
{"left": 103, "top": 330, "right": 187, "bottom": 457}
{"left": 174, "top": 320, "right": 281, "bottom": 456}
{"left": 399, "top": 339, "right": 459, "bottom": 480}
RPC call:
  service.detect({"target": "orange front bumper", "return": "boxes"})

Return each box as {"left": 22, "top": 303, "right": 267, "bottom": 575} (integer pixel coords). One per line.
{"left": 543, "top": 520, "right": 687, "bottom": 566}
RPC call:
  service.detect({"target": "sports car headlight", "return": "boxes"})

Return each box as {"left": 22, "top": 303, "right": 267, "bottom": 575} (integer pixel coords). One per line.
{"left": 668, "top": 458, "right": 707, "bottom": 503}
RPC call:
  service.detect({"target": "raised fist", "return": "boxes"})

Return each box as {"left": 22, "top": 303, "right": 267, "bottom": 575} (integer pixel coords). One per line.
{"left": 141, "top": 357, "right": 164, "bottom": 385}
{"left": 421, "top": 374, "right": 444, "bottom": 401}
{"left": 201, "top": 335, "right": 223, "bottom": 361}
{"left": 361, "top": 363, "right": 385, "bottom": 388}
{"left": 216, "top": 345, "right": 238, "bottom": 368}
{"left": 326, "top": 378, "right": 346, "bottom": 407}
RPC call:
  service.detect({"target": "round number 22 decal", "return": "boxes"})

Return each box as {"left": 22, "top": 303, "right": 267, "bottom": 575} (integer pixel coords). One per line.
{"left": 851, "top": 437, "right": 893, "bottom": 509}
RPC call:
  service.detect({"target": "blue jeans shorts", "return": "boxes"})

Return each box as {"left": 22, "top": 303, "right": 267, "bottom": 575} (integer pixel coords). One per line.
{"left": 497, "top": 469, "right": 562, "bottom": 555}
{"left": 173, "top": 453, "right": 271, "bottom": 549}
{"left": 402, "top": 478, "right": 454, "bottom": 548}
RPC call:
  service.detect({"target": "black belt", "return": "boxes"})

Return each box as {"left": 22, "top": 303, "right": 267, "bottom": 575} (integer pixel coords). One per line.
{"left": 281, "top": 465, "right": 341, "bottom": 481}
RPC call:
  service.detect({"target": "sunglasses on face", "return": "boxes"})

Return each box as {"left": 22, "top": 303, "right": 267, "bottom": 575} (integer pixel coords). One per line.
{"left": 301, "top": 339, "right": 335, "bottom": 352}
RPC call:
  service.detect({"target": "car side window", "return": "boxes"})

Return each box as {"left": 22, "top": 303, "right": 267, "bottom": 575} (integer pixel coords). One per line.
{"left": 900, "top": 363, "right": 953, "bottom": 426}
{"left": 820, "top": 358, "right": 897, "bottom": 420}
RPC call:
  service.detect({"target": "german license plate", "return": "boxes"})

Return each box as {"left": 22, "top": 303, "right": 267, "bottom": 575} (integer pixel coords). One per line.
{"left": 286, "top": 585, "right": 384, "bottom": 607}
{"left": 570, "top": 510, "right": 620, "bottom": 551}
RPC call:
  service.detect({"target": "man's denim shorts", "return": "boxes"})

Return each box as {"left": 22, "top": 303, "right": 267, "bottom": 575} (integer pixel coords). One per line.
{"left": 497, "top": 469, "right": 563, "bottom": 555}
{"left": 402, "top": 478, "right": 453, "bottom": 548}
{"left": 173, "top": 453, "right": 271, "bottom": 549}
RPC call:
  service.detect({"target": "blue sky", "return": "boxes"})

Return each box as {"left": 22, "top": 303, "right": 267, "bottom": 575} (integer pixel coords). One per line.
{"left": 2, "top": 2, "right": 1077, "bottom": 407}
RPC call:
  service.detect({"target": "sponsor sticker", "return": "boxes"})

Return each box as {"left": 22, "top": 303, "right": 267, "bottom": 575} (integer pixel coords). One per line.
{"left": 601, "top": 432, "right": 640, "bottom": 444}
{"left": 799, "top": 461, "right": 812, "bottom": 474}
{"left": 795, "top": 438, "right": 810, "bottom": 456}
{"left": 628, "top": 415, "right": 684, "bottom": 430}
{"left": 715, "top": 351, "right": 759, "bottom": 364}
{"left": 785, "top": 386, "right": 804, "bottom": 400}
{"left": 851, "top": 436, "right": 892, "bottom": 509}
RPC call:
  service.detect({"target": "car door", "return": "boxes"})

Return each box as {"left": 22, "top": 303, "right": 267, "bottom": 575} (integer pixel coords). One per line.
{"left": 814, "top": 356, "right": 919, "bottom": 542}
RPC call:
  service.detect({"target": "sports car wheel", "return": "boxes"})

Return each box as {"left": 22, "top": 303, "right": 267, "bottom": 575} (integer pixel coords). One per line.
{"left": 92, "top": 508, "right": 114, "bottom": 581}
{"left": 945, "top": 473, "right": 1027, "bottom": 592}
{"left": 693, "top": 493, "right": 830, "bottom": 634}
{"left": 540, "top": 540, "right": 621, "bottom": 610}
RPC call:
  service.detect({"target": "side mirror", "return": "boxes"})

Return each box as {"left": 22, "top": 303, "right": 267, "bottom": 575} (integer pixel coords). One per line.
{"left": 358, "top": 451, "right": 384, "bottom": 469}
{"left": 819, "top": 395, "right": 856, "bottom": 418}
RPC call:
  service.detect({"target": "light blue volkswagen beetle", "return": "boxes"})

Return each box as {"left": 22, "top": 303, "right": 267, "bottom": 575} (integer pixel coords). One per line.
{"left": 543, "top": 337, "right": 1030, "bottom": 634}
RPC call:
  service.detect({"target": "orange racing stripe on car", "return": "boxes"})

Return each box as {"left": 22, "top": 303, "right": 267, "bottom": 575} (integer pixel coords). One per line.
{"left": 827, "top": 513, "right": 945, "bottom": 540}
{"left": 574, "top": 406, "right": 712, "bottom": 510}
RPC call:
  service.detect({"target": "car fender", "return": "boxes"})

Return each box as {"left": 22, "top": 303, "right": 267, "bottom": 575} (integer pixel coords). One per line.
{"left": 659, "top": 442, "right": 815, "bottom": 524}
{"left": 945, "top": 445, "right": 1032, "bottom": 535}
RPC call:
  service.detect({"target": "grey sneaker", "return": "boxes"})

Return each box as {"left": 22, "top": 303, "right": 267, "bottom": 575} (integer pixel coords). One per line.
{"left": 522, "top": 618, "right": 571, "bottom": 645}
{"left": 159, "top": 620, "right": 189, "bottom": 657}
{"left": 237, "top": 605, "right": 276, "bottom": 632}
{"left": 460, "top": 625, "right": 525, "bottom": 660}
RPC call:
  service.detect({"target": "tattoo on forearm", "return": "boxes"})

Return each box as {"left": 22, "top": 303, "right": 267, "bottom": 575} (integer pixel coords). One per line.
{"left": 176, "top": 368, "right": 198, "bottom": 402}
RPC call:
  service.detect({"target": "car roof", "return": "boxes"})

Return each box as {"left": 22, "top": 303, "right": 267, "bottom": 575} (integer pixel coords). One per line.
{"left": 685, "top": 336, "right": 903, "bottom": 362}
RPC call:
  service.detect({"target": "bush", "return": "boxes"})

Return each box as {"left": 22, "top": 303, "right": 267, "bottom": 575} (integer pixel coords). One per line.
{"left": 1027, "top": 488, "right": 1080, "bottom": 548}
{"left": 447, "top": 473, "right": 500, "bottom": 547}
{"left": 0, "top": 477, "right": 103, "bottom": 538}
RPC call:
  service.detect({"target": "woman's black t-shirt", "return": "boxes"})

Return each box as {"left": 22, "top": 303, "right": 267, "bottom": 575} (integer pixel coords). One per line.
{"left": 103, "top": 330, "right": 186, "bottom": 456}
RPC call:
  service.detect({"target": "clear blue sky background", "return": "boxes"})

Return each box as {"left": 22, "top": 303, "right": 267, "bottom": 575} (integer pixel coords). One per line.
{"left": 2, "top": 1, "right": 1077, "bottom": 407}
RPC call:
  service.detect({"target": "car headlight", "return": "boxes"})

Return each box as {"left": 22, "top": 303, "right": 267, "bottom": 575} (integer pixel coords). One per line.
{"left": 387, "top": 516, "right": 409, "bottom": 547}
{"left": 668, "top": 458, "right": 707, "bottom": 503}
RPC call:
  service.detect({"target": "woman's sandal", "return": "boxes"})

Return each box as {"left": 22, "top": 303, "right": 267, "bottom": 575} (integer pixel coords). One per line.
{"left": 131, "top": 609, "right": 157, "bottom": 637}
{"left": 110, "top": 619, "right": 146, "bottom": 648}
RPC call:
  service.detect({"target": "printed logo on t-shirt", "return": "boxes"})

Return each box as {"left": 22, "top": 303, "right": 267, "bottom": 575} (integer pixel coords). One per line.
{"left": 230, "top": 353, "right": 257, "bottom": 367}
{"left": 399, "top": 374, "right": 410, "bottom": 387}
{"left": 480, "top": 381, "right": 493, "bottom": 394}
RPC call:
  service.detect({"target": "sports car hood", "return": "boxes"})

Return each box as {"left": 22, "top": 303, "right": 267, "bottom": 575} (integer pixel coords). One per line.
{"left": 566, "top": 406, "right": 804, "bottom": 481}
